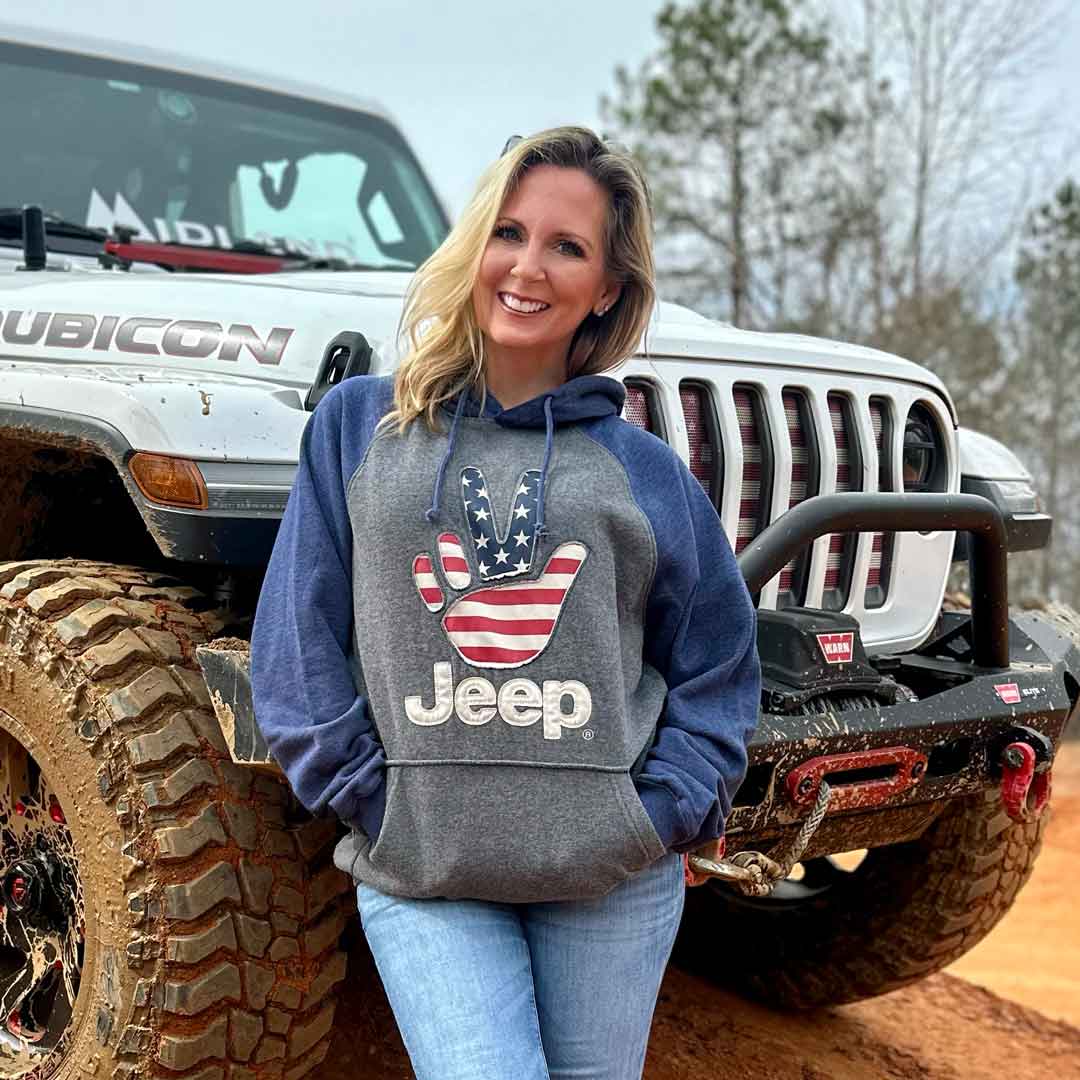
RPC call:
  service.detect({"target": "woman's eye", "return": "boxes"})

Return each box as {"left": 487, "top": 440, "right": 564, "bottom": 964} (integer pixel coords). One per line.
{"left": 493, "top": 224, "right": 520, "bottom": 241}
{"left": 558, "top": 239, "right": 585, "bottom": 258}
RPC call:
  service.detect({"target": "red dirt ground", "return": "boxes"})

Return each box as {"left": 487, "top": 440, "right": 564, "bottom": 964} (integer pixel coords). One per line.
{"left": 323, "top": 741, "right": 1080, "bottom": 1079}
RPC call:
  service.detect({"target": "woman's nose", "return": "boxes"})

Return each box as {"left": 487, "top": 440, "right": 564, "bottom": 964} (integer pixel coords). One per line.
{"left": 509, "top": 242, "right": 545, "bottom": 281}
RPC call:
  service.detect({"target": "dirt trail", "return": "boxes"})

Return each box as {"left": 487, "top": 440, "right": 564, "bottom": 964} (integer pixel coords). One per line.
{"left": 324, "top": 742, "right": 1080, "bottom": 1079}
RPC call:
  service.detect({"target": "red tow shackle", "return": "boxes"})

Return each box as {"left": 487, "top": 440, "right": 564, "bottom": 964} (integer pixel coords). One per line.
{"left": 1000, "top": 741, "right": 1051, "bottom": 823}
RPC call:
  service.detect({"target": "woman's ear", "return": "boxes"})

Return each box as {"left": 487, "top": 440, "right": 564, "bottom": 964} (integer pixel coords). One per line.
{"left": 593, "top": 281, "right": 622, "bottom": 317}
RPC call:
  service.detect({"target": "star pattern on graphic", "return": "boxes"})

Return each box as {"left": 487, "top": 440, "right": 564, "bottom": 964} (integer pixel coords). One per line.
{"left": 459, "top": 466, "right": 543, "bottom": 582}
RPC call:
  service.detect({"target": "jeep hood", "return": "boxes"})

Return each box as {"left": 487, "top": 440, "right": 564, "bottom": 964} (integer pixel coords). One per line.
{"left": 0, "top": 268, "right": 953, "bottom": 412}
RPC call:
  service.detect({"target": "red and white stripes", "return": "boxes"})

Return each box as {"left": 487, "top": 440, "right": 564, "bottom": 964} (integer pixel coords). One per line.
{"left": 437, "top": 533, "right": 470, "bottom": 590}
{"left": 412, "top": 554, "right": 444, "bottom": 612}
{"left": 412, "top": 536, "right": 588, "bottom": 669}
{"left": 734, "top": 388, "right": 763, "bottom": 555}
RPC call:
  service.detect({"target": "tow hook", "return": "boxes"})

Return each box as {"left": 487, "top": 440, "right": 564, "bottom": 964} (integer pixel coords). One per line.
{"left": 996, "top": 725, "right": 1053, "bottom": 823}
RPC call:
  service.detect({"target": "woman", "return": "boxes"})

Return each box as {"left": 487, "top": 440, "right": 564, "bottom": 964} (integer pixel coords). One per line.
{"left": 250, "top": 126, "right": 761, "bottom": 1080}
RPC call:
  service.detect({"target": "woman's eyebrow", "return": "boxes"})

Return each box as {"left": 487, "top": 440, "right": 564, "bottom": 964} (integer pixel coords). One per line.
{"left": 498, "top": 216, "right": 594, "bottom": 253}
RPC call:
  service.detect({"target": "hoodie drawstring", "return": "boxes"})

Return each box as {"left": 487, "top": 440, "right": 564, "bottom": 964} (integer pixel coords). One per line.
{"left": 534, "top": 395, "right": 555, "bottom": 541}
{"left": 425, "top": 389, "right": 469, "bottom": 523}
{"left": 427, "top": 389, "right": 558, "bottom": 535}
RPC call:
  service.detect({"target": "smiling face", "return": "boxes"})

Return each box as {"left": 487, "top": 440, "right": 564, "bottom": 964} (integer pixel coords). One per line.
{"left": 471, "top": 164, "right": 621, "bottom": 391}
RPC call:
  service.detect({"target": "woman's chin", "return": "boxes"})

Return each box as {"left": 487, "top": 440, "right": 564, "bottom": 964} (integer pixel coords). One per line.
{"left": 488, "top": 324, "right": 558, "bottom": 350}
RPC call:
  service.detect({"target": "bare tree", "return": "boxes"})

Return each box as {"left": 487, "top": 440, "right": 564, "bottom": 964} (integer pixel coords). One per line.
{"left": 1011, "top": 181, "right": 1080, "bottom": 599}
{"left": 833, "top": 0, "right": 1063, "bottom": 322}
{"left": 601, "top": 0, "right": 851, "bottom": 327}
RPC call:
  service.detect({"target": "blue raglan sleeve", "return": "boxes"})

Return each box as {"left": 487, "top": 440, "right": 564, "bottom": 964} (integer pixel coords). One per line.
{"left": 633, "top": 458, "right": 762, "bottom": 854}
{"left": 250, "top": 382, "right": 387, "bottom": 841}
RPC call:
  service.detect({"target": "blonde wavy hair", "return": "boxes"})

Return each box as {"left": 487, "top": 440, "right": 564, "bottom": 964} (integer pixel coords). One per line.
{"left": 385, "top": 125, "right": 656, "bottom": 431}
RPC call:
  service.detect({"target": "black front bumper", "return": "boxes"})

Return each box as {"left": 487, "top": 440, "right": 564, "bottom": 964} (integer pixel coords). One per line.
{"left": 726, "top": 491, "right": 1077, "bottom": 853}
{"left": 726, "top": 608, "right": 1078, "bottom": 847}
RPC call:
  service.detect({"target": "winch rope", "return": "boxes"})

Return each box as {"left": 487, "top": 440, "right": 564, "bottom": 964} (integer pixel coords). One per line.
{"left": 688, "top": 780, "right": 833, "bottom": 897}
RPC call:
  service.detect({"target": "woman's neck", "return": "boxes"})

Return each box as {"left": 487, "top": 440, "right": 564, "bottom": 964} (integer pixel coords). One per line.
{"left": 482, "top": 344, "right": 568, "bottom": 411}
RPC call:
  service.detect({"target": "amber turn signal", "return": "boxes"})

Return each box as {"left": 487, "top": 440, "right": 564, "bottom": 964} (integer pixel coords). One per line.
{"left": 128, "top": 452, "right": 208, "bottom": 510}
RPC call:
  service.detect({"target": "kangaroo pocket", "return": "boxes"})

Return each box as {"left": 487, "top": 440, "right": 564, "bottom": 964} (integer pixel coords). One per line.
{"left": 356, "top": 764, "right": 667, "bottom": 903}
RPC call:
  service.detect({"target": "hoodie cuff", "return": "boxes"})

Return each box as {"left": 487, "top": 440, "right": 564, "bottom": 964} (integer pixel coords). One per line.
{"left": 634, "top": 778, "right": 687, "bottom": 852}
{"left": 340, "top": 777, "right": 387, "bottom": 845}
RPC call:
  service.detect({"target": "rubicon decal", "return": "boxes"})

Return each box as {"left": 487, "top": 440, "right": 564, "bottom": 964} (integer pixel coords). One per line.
{"left": 993, "top": 682, "right": 1022, "bottom": 705}
{"left": 0, "top": 309, "right": 294, "bottom": 366}
{"left": 817, "top": 631, "right": 855, "bottom": 665}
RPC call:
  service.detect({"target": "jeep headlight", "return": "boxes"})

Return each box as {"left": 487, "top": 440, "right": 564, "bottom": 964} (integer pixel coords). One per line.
{"left": 903, "top": 405, "right": 945, "bottom": 492}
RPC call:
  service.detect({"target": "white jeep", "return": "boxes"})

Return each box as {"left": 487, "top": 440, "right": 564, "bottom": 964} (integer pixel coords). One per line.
{"left": 0, "top": 22, "right": 1074, "bottom": 1080}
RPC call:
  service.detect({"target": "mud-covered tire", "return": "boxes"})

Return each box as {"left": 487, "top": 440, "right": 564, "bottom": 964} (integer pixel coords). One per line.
{"left": 674, "top": 786, "right": 1047, "bottom": 1009}
{"left": 0, "top": 558, "right": 351, "bottom": 1079}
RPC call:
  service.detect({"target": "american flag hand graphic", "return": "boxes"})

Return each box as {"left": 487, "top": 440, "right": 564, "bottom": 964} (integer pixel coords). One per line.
{"left": 411, "top": 468, "right": 587, "bottom": 669}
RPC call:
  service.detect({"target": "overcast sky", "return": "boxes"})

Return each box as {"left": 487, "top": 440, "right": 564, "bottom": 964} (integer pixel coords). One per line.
{"left": 6, "top": 0, "right": 1079, "bottom": 218}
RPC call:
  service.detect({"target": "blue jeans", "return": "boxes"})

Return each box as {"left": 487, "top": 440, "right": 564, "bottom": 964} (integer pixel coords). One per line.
{"left": 355, "top": 850, "right": 685, "bottom": 1080}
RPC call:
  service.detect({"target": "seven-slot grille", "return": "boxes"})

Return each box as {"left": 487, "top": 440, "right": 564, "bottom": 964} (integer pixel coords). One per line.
{"left": 823, "top": 394, "right": 861, "bottom": 609}
{"left": 866, "top": 398, "right": 893, "bottom": 606}
{"left": 620, "top": 378, "right": 896, "bottom": 608}
{"left": 621, "top": 383, "right": 653, "bottom": 432}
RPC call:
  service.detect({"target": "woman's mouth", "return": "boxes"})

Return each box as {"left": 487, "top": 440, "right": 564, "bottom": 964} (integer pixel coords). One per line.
{"left": 498, "top": 291, "right": 550, "bottom": 315}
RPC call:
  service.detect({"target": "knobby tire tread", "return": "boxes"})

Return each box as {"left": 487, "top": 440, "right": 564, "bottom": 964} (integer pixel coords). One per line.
{"left": 0, "top": 558, "right": 351, "bottom": 1079}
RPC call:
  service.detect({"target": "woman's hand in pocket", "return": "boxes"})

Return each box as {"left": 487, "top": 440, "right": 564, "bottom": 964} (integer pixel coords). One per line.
{"left": 683, "top": 835, "right": 726, "bottom": 887}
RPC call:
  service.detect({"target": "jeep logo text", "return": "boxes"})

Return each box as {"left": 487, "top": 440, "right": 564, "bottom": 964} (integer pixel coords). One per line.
{"left": 404, "top": 662, "right": 592, "bottom": 739}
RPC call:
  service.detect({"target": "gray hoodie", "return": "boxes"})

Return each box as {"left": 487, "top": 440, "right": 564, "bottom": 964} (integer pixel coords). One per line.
{"left": 251, "top": 373, "right": 761, "bottom": 903}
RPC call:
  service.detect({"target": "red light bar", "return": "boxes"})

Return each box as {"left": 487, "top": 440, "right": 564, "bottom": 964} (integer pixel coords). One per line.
{"left": 103, "top": 240, "right": 294, "bottom": 274}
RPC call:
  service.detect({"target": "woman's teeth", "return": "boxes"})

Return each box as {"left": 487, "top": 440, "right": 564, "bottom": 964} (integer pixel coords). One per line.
{"left": 499, "top": 292, "right": 549, "bottom": 314}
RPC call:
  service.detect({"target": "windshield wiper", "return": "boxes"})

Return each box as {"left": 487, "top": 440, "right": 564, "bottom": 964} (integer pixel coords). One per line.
{"left": 288, "top": 257, "right": 416, "bottom": 272}
{"left": 0, "top": 207, "right": 107, "bottom": 243}
{"left": 1, "top": 206, "right": 412, "bottom": 274}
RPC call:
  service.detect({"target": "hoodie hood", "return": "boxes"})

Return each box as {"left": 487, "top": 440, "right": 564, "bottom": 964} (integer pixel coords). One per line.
{"left": 426, "top": 374, "right": 627, "bottom": 534}
{"left": 477, "top": 374, "right": 626, "bottom": 429}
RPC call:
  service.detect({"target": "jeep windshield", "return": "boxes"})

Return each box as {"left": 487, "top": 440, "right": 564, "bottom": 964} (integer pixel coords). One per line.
{"left": 0, "top": 40, "right": 449, "bottom": 270}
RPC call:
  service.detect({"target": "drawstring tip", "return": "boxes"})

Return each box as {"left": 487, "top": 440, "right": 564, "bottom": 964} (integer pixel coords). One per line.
{"left": 424, "top": 508, "right": 439, "bottom": 523}
{"left": 535, "top": 524, "right": 549, "bottom": 542}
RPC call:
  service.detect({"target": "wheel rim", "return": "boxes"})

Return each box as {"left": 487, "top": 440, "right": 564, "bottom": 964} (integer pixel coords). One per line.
{"left": 0, "top": 726, "right": 84, "bottom": 1075}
